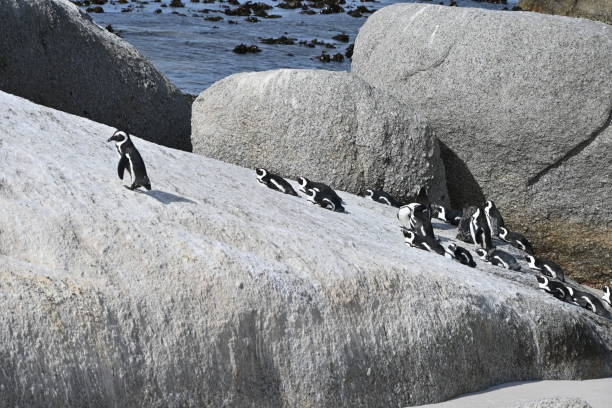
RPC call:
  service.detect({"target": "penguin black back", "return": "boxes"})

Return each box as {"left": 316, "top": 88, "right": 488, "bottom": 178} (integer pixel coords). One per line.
{"left": 255, "top": 168, "right": 298, "bottom": 196}
{"left": 108, "top": 130, "right": 151, "bottom": 191}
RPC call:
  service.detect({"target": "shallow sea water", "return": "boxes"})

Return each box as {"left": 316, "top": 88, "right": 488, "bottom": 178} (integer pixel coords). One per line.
{"left": 84, "top": 0, "right": 516, "bottom": 94}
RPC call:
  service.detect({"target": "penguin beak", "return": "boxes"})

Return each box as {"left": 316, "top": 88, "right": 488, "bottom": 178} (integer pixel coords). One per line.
{"left": 107, "top": 136, "right": 115, "bottom": 142}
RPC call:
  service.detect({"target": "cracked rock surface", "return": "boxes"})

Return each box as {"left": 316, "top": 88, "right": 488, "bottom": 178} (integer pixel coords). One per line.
{"left": 1, "top": 90, "right": 611, "bottom": 407}
{"left": 352, "top": 4, "right": 612, "bottom": 285}
{"left": 192, "top": 69, "right": 449, "bottom": 204}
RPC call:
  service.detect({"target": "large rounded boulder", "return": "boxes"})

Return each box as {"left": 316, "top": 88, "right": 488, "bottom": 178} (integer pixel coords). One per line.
{"left": 0, "top": 0, "right": 192, "bottom": 151}
{"left": 351, "top": 4, "right": 612, "bottom": 284}
{"left": 1, "top": 90, "right": 611, "bottom": 407}
{"left": 192, "top": 69, "right": 448, "bottom": 204}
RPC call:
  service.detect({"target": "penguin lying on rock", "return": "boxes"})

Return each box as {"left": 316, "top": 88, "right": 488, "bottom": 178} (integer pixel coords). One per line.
{"left": 431, "top": 204, "right": 462, "bottom": 226}
{"left": 475, "top": 248, "right": 521, "bottom": 271}
{"left": 525, "top": 255, "right": 565, "bottom": 282}
{"left": 365, "top": 189, "right": 401, "bottom": 207}
{"left": 255, "top": 168, "right": 298, "bottom": 196}
{"left": 499, "top": 227, "right": 534, "bottom": 255}
{"left": 402, "top": 229, "right": 452, "bottom": 258}
{"left": 297, "top": 177, "right": 343, "bottom": 211}
{"left": 536, "top": 275, "right": 569, "bottom": 301}
{"left": 108, "top": 130, "right": 151, "bottom": 191}
{"left": 447, "top": 243, "right": 476, "bottom": 267}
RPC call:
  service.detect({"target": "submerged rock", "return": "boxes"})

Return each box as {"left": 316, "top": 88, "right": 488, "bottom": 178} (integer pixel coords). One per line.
{"left": 352, "top": 4, "right": 612, "bottom": 284}
{"left": 192, "top": 69, "right": 448, "bottom": 204}
{"left": 1, "top": 90, "right": 611, "bottom": 407}
{"left": 518, "top": 0, "right": 612, "bottom": 25}
{"left": 0, "top": 0, "right": 192, "bottom": 151}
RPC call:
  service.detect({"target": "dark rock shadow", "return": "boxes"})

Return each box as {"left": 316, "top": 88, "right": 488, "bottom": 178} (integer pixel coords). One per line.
{"left": 439, "top": 141, "right": 486, "bottom": 208}
{"left": 137, "top": 189, "right": 197, "bottom": 205}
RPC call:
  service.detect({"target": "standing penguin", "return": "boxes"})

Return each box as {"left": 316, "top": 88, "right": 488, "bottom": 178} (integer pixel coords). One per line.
{"left": 602, "top": 286, "right": 611, "bottom": 307}
{"left": 297, "top": 177, "right": 343, "bottom": 209}
{"left": 456, "top": 206, "right": 478, "bottom": 243}
{"left": 525, "top": 255, "right": 565, "bottom": 282}
{"left": 484, "top": 200, "right": 505, "bottom": 237}
{"left": 108, "top": 130, "right": 151, "bottom": 191}
{"left": 397, "top": 203, "right": 434, "bottom": 238}
{"left": 469, "top": 208, "right": 493, "bottom": 250}
{"left": 364, "top": 189, "right": 401, "bottom": 207}
{"left": 447, "top": 243, "right": 476, "bottom": 267}
{"left": 499, "top": 227, "right": 534, "bottom": 255}
{"left": 255, "top": 168, "right": 298, "bottom": 196}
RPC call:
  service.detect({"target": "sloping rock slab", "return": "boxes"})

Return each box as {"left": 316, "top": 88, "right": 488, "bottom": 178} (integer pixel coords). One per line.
{"left": 0, "top": 90, "right": 611, "bottom": 407}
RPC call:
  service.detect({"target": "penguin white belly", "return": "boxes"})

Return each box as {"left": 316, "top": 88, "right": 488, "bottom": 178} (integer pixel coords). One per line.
{"left": 126, "top": 153, "right": 134, "bottom": 181}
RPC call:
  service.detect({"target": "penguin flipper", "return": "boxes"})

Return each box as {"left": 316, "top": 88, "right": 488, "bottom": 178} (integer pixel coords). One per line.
{"left": 118, "top": 156, "right": 131, "bottom": 180}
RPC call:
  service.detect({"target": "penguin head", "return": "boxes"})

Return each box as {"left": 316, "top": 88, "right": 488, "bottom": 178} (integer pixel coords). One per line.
{"left": 447, "top": 243, "right": 457, "bottom": 251}
{"left": 402, "top": 229, "right": 416, "bottom": 243}
{"left": 364, "top": 189, "right": 374, "bottom": 199}
{"left": 536, "top": 275, "right": 550, "bottom": 291}
{"left": 108, "top": 130, "right": 129, "bottom": 143}
{"left": 297, "top": 176, "right": 309, "bottom": 189}
{"left": 255, "top": 168, "right": 267, "bottom": 179}
{"left": 484, "top": 200, "right": 495, "bottom": 211}
{"left": 603, "top": 286, "right": 611, "bottom": 297}
{"left": 498, "top": 226, "right": 508, "bottom": 238}
{"left": 475, "top": 248, "right": 488, "bottom": 260}
{"left": 304, "top": 188, "right": 317, "bottom": 203}
{"left": 525, "top": 254, "right": 537, "bottom": 267}
{"left": 472, "top": 208, "right": 481, "bottom": 219}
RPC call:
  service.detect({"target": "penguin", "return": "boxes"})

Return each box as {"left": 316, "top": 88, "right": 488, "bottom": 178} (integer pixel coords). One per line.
{"left": 499, "top": 227, "right": 534, "bottom": 255}
{"left": 475, "top": 248, "right": 521, "bottom": 271}
{"left": 469, "top": 208, "right": 493, "bottom": 250}
{"left": 402, "top": 229, "right": 452, "bottom": 258}
{"left": 536, "top": 275, "right": 568, "bottom": 301}
{"left": 304, "top": 188, "right": 345, "bottom": 212}
{"left": 483, "top": 200, "right": 505, "bottom": 237}
{"left": 431, "top": 204, "right": 462, "bottom": 226}
{"left": 364, "top": 189, "right": 401, "bottom": 207}
{"left": 255, "top": 168, "right": 298, "bottom": 196}
{"left": 447, "top": 243, "right": 476, "bottom": 267}
{"left": 525, "top": 255, "right": 565, "bottom": 282}
{"left": 397, "top": 203, "right": 434, "bottom": 238}
{"left": 566, "top": 287, "right": 608, "bottom": 316}
{"left": 297, "top": 177, "right": 343, "bottom": 209}
{"left": 107, "top": 130, "right": 151, "bottom": 190}
{"left": 603, "top": 286, "right": 611, "bottom": 307}
{"left": 456, "top": 206, "right": 478, "bottom": 243}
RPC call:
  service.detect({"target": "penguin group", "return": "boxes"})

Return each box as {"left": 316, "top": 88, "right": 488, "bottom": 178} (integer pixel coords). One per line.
{"left": 255, "top": 169, "right": 346, "bottom": 212}
{"left": 397, "top": 197, "right": 611, "bottom": 318}
{"left": 105, "top": 130, "right": 610, "bottom": 320}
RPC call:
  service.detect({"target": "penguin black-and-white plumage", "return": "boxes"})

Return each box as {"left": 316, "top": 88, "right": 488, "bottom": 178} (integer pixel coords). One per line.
{"left": 255, "top": 168, "right": 298, "bottom": 196}
{"left": 304, "top": 188, "right": 345, "bottom": 212}
{"left": 397, "top": 203, "right": 434, "bottom": 238}
{"left": 431, "top": 204, "right": 462, "bottom": 226}
{"left": 525, "top": 255, "right": 565, "bottom": 282}
{"left": 484, "top": 200, "right": 505, "bottom": 237}
{"left": 475, "top": 248, "right": 521, "bottom": 271}
{"left": 402, "top": 229, "right": 452, "bottom": 258}
{"left": 536, "top": 275, "right": 568, "bottom": 301}
{"left": 456, "top": 206, "right": 477, "bottom": 243}
{"left": 108, "top": 130, "right": 151, "bottom": 191}
{"left": 566, "top": 286, "right": 608, "bottom": 316}
{"left": 602, "top": 286, "right": 611, "bottom": 307}
{"left": 297, "top": 177, "right": 343, "bottom": 209}
{"left": 447, "top": 243, "right": 476, "bottom": 267}
{"left": 499, "top": 227, "right": 534, "bottom": 255}
{"left": 469, "top": 208, "right": 493, "bottom": 250}
{"left": 365, "top": 189, "right": 401, "bottom": 207}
